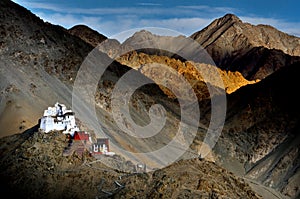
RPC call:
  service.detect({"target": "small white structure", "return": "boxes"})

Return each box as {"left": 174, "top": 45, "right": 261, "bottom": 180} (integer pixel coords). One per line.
{"left": 39, "top": 102, "right": 79, "bottom": 136}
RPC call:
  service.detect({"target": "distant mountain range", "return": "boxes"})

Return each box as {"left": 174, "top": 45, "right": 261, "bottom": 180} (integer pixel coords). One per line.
{"left": 69, "top": 13, "right": 300, "bottom": 81}
{"left": 0, "top": 0, "right": 299, "bottom": 198}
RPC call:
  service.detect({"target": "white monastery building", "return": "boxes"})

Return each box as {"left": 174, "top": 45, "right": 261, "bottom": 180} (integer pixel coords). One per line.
{"left": 39, "top": 102, "right": 79, "bottom": 136}
{"left": 39, "top": 102, "right": 115, "bottom": 156}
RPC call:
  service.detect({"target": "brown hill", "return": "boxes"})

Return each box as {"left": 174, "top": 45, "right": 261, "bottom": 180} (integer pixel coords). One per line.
{"left": 68, "top": 24, "right": 122, "bottom": 58}
{"left": 190, "top": 14, "right": 300, "bottom": 80}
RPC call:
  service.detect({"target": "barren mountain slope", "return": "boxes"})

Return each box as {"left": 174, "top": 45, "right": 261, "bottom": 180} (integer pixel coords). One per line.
{"left": 190, "top": 14, "right": 300, "bottom": 80}
{"left": 1, "top": 1, "right": 299, "bottom": 199}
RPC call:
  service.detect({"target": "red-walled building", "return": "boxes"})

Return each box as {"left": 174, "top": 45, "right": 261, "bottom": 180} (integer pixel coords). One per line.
{"left": 73, "top": 131, "right": 90, "bottom": 141}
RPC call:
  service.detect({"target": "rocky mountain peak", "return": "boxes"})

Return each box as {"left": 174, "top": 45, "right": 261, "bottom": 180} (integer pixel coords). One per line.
{"left": 131, "top": 29, "right": 156, "bottom": 37}
{"left": 122, "top": 29, "right": 164, "bottom": 46}
{"left": 216, "top": 13, "right": 242, "bottom": 25}
{"left": 223, "top": 13, "right": 241, "bottom": 20}
{"left": 191, "top": 13, "right": 300, "bottom": 55}
{"left": 190, "top": 13, "right": 300, "bottom": 80}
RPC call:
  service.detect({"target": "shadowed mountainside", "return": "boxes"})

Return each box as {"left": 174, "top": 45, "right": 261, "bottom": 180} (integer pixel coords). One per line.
{"left": 215, "top": 61, "right": 300, "bottom": 198}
